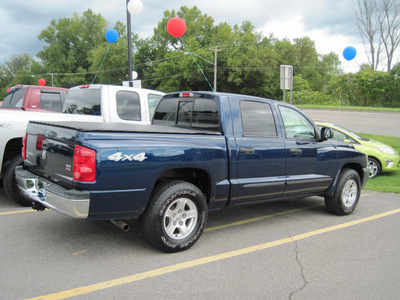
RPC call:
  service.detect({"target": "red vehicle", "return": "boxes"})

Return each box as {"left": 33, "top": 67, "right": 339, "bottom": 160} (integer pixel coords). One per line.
{"left": 2, "top": 85, "right": 68, "bottom": 112}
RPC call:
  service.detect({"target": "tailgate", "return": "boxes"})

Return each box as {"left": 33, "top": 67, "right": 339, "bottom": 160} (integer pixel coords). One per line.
{"left": 24, "top": 122, "right": 77, "bottom": 188}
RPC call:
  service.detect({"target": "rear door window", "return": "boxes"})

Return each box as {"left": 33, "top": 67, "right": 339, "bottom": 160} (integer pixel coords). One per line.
{"left": 240, "top": 101, "right": 277, "bottom": 137}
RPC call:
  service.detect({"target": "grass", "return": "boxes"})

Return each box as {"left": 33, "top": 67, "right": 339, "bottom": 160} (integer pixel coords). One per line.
{"left": 297, "top": 104, "right": 400, "bottom": 112}
{"left": 357, "top": 133, "right": 400, "bottom": 194}
{"left": 295, "top": 104, "right": 400, "bottom": 192}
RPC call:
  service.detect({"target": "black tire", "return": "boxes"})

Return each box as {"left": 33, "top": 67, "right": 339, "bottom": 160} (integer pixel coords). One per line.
{"left": 3, "top": 155, "right": 32, "bottom": 206}
{"left": 368, "top": 157, "right": 381, "bottom": 178}
{"left": 325, "top": 168, "right": 361, "bottom": 215}
{"left": 142, "top": 181, "right": 208, "bottom": 253}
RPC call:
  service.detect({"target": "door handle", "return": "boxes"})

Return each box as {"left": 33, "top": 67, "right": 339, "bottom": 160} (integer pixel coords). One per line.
{"left": 289, "top": 148, "right": 302, "bottom": 155}
{"left": 239, "top": 147, "right": 255, "bottom": 154}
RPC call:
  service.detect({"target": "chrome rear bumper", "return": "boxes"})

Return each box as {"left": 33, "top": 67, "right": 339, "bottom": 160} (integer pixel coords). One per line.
{"left": 15, "top": 167, "right": 90, "bottom": 218}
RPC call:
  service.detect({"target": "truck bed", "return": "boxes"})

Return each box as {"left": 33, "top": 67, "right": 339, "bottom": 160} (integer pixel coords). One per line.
{"left": 29, "top": 121, "right": 222, "bottom": 135}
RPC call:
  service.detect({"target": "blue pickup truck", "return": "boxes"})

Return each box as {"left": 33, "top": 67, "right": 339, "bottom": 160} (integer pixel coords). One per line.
{"left": 16, "top": 92, "right": 369, "bottom": 252}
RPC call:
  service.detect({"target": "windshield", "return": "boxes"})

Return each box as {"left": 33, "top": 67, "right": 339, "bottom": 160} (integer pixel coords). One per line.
{"left": 2, "top": 87, "right": 26, "bottom": 108}
{"left": 332, "top": 124, "right": 369, "bottom": 141}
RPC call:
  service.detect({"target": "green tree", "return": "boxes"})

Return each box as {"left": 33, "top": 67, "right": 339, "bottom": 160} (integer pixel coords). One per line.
{"left": 37, "top": 9, "right": 107, "bottom": 87}
{"left": 0, "top": 53, "right": 48, "bottom": 99}
{"left": 138, "top": 6, "right": 217, "bottom": 91}
{"left": 89, "top": 21, "right": 130, "bottom": 85}
{"left": 223, "top": 22, "right": 279, "bottom": 96}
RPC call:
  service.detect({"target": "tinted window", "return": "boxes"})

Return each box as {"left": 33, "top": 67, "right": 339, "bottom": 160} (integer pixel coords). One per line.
{"left": 2, "top": 88, "right": 26, "bottom": 108}
{"left": 153, "top": 97, "right": 219, "bottom": 131}
{"left": 116, "top": 91, "right": 141, "bottom": 121}
{"left": 191, "top": 99, "right": 219, "bottom": 130}
{"left": 240, "top": 101, "right": 277, "bottom": 137}
{"left": 279, "top": 106, "right": 315, "bottom": 139}
{"left": 63, "top": 88, "right": 101, "bottom": 115}
{"left": 177, "top": 101, "right": 193, "bottom": 127}
{"left": 40, "top": 91, "right": 62, "bottom": 112}
{"left": 153, "top": 98, "right": 178, "bottom": 126}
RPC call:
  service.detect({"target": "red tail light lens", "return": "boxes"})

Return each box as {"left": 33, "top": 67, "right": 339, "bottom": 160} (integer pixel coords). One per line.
{"left": 36, "top": 135, "right": 45, "bottom": 151}
{"left": 180, "top": 92, "right": 194, "bottom": 98}
{"left": 73, "top": 145, "right": 96, "bottom": 182}
{"left": 22, "top": 134, "right": 28, "bottom": 160}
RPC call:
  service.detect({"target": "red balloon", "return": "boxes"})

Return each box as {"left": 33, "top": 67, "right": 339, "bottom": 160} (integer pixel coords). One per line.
{"left": 38, "top": 78, "right": 46, "bottom": 86}
{"left": 167, "top": 17, "right": 186, "bottom": 38}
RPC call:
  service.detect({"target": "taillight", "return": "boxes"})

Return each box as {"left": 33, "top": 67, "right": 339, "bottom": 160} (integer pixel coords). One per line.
{"left": 36, "top": 135, "right": 45, "bottom": 151}
{"left": 73, "top": 145, "right": 96, "bottom": 182}
{"left": 22, "top": 134, "right": 28, "bottom": 160}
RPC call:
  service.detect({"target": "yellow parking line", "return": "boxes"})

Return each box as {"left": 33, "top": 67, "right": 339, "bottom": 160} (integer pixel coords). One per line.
{"left": 27, "top": 207, "right": 400, "bottom": 300}
{"left": 206, "top": 192, "right": 370, "bottom": 232}
{"left": 205, "top": 204, "right": 323, "bottom": 232}
{"left": 0, "top": 209, "right": 34, "bottom": 216}
{"left": 0, "top": 192, "right": 371, "bottom": 217}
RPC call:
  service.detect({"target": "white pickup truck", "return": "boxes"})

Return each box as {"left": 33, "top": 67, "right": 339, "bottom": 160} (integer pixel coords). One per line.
{"left": 0, "top": 84, "right": 164, "bottom": 206}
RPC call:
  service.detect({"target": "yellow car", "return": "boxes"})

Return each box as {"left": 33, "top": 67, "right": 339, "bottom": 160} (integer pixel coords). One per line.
{"left": 316, "top": 121, "right": 400, "bottom": 178}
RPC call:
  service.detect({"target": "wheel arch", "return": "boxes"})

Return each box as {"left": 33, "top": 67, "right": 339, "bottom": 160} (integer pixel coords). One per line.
{"left": 152, "top": 168, "right": 212, "bottom": 204}
{"left": 326, "top": 163, "right": 365, "bottom": 197}
{"left": 2, "top": 137, "right": 23, "bottom": 172}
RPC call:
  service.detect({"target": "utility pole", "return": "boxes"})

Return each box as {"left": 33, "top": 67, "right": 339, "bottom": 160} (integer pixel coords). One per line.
{"left": 209, "top": 46, "right": 221, "bottom": 92}
{"left": 126, "top": 0, "right": 133, "bottom": 87}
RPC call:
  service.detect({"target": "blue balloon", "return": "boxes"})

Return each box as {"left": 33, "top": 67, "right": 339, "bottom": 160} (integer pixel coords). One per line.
{"left": 343, "top": 46, "right": 357, "bottom": 61}
{"left": 105, "top": 29, "right": 118, "bottom": 43}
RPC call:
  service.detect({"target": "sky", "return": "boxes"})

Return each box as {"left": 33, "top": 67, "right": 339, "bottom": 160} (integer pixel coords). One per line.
{"left": 0, "top": 0, "right": 390, "bottom": 73}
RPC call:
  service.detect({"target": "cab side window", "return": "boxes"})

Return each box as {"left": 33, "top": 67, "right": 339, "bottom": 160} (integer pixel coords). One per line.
{"left": 40, "top": 91, "right": 63, "bottom": 112}
{"left": 279, "top": 106, "right": 315, "bottom": 139}
{"left": 64, "top": 88, "right": 101, "bottom": 115}
{"left": 116, "top": 91, "right": 141, "bottom": 121}
{"left": 240, "top": 101, "right": 277, "bottom": 137}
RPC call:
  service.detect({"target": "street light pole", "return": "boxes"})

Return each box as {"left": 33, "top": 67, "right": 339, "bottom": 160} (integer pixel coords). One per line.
{"left": 126, "top": 0, "right": 133, "bottom": 87}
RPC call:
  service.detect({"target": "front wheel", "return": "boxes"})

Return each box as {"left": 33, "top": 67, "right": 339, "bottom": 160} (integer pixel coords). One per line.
{"left": 368, "top": 157, "right": 381, "bottom": 178}
{"left": 325, "top": 168, "right": 361, "bottom": 215}
{"left": 142, "top": 181, "right": 208, "bottom": 253}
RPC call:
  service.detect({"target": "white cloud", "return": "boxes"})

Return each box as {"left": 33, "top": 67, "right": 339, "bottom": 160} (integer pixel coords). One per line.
{"left": 0, "top": 0, "right": 397, "bottom": 72}
{"left": 260, "top": 14, "right": 366, "bottom": 72}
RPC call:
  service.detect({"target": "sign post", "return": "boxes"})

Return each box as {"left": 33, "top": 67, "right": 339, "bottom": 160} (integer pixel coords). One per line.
{"left": 280, "top": 65, "right": 293, "bottom": 104}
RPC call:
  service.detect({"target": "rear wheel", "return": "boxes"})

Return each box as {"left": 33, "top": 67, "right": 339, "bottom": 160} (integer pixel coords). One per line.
{"left": 3, "top": 155, "right": 32, "bottom": 206}
{"left": 325, "top": 168, "right": 361, "bottom": 215}
{"left": 142, "top": 181, "right": 207, "bottom": 252}
{"left": 368, "top": 157, "right": 381, "bottom": 178}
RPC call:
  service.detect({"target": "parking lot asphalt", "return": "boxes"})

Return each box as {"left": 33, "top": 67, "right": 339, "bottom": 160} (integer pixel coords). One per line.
{"left": 1, "top": 187, "right": 400, "bottom": 300}
{"left": 302, "top": 109, "right": 400, "bottom": 137}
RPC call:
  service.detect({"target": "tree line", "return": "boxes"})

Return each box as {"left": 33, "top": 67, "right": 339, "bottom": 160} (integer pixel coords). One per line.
{"left": 1, "top": 6, "right": 399, "bottom": 108}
